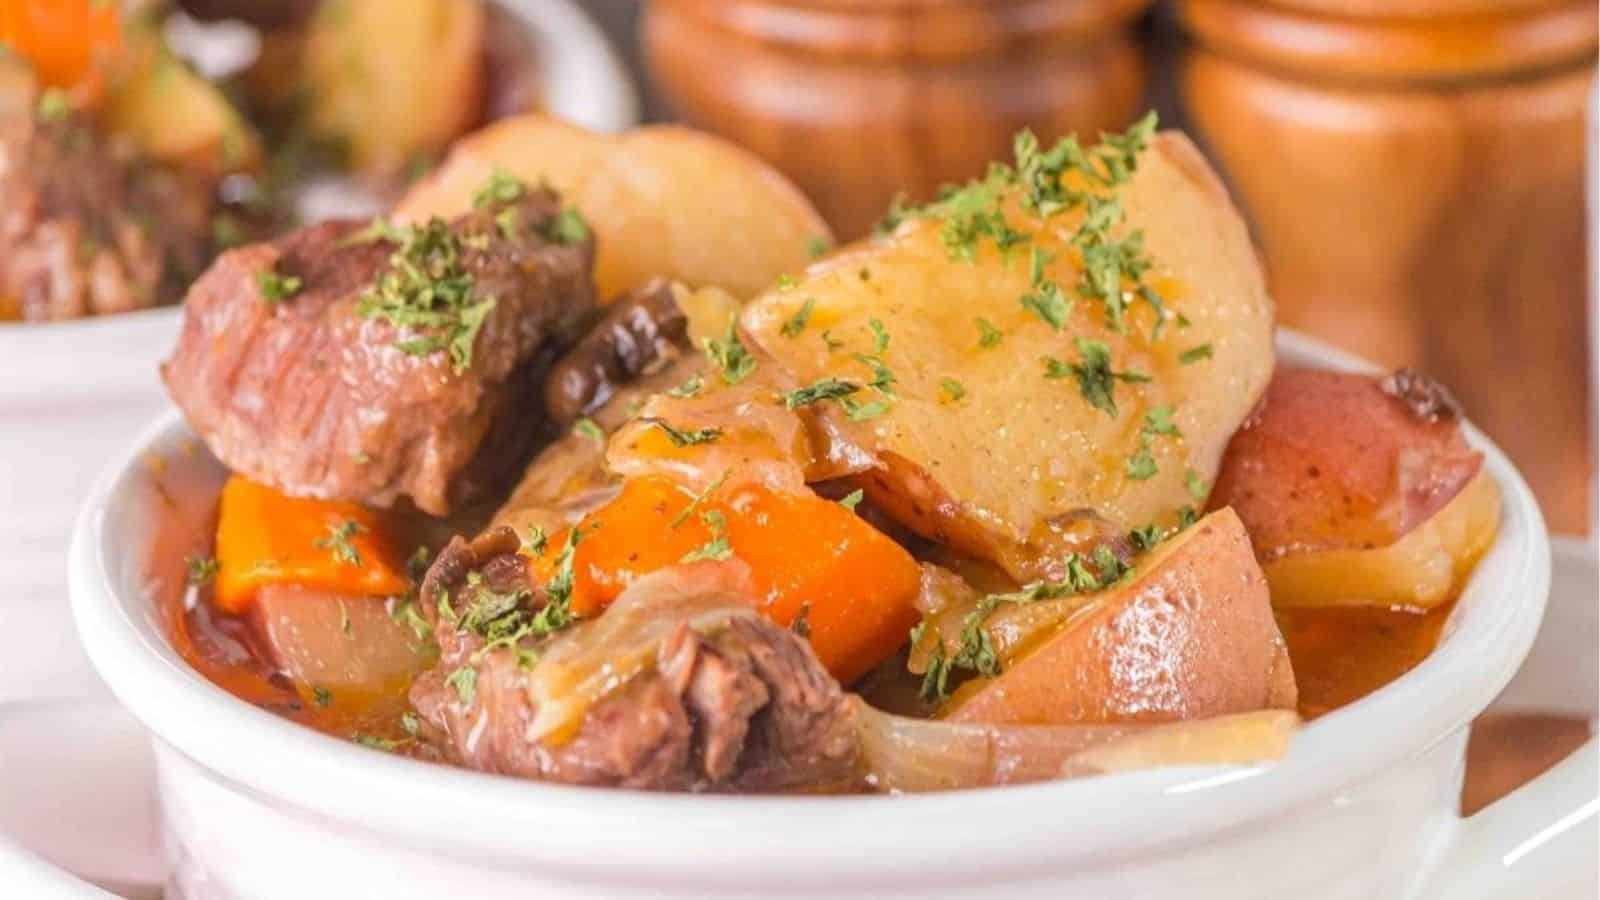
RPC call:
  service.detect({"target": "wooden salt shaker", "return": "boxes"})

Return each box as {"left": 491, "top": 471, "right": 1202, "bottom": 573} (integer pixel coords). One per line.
{"left": 644, "top": 0, "right": 1153, "bottom": 239}
{"left": 1179, "top": 0, "right": 1597, "bottom": 532}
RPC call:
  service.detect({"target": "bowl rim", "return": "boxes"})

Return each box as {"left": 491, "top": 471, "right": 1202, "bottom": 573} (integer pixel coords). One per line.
{"left": 68, "top": 329, "right": 1551, "bottom": 884}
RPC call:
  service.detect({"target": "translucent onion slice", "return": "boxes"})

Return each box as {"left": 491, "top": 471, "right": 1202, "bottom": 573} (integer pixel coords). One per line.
{"left": 524, "top": 562, "right": 757, "bottom": 744}
{"left": 1263, "top": 469, "right": 1500, "bottom": 609}
{"left": 1057, "top": 710, "right": 1299, "bottom": 778}
{"left": 855, "top": 700, "right": 1300, "bottom": 792}
{"left": 853, "top": 697, "right": 1143, "bottom": 793}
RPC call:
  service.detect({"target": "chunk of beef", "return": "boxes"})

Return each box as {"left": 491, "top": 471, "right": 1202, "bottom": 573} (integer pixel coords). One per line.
{"left": 409, "top": 531, "right": 859, "bottom": 791}
{"left": 0, "top": 102, "right": 212, "bottom": 321}
{"left": 162, "top": 188, "right": 596, "bottom": 514}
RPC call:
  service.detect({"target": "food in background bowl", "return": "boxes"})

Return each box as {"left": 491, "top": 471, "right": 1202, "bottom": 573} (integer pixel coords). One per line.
{"left": 0, "top": 0, "right": 564, "bottom": 323}
{"left": 141, "top": 111, "right": 1508, "bottom": 794}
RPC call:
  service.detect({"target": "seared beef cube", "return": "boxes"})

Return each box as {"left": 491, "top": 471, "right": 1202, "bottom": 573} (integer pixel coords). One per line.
{"left": 162, "top": 188, "right": 596, "bottom": 514}
{"left": 0, "top": 98, "right": 212, "bottom": 321}
{"left": 409, "top": 530, "right": 860, "bottom": 792}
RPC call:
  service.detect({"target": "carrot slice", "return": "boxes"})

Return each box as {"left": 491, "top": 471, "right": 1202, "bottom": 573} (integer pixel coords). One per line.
{"left": 213, "top": 477, "right": 409, "bottom": 614}
{"left": 0, "top": 0, "right": 120, "bottom": 91}
{"left": 531, "top": 475, "right": 922, "bottom": 683}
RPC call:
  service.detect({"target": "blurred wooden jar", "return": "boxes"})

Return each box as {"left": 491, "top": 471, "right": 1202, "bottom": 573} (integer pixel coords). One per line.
{"left": 1179, "top": 0, "right": 1598, "bottom": 533}
{"left": 644, "top": 0, "right": 1152, "bottom": 239}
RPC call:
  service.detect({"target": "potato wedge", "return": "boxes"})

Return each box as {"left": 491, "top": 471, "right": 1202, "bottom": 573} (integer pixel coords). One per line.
{"left": 1208, "top": 368, "right": 1496, "bottom": 608}
{"left": 942, "top": 508, "right": 1296, "bottom": 725}
{"left": 101, "top": 29, "right": 261, "bottom": 177}
{"left": 303, "top": 0, "right": 484, "bottom": 177}
{"left": 395, "top": 117, "right": 832, "bottom": 300}
{"left": 738, "top": 132, "right": 1275, "bottom": 579}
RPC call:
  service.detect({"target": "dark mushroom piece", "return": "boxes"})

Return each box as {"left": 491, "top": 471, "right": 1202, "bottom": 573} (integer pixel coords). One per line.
{"left": 543, "top": 278, "right": 689, "bottom": 427}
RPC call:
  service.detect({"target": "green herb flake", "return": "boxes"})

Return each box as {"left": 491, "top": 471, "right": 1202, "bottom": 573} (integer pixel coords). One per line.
{"left": 545, "top": 208, "right": 590, "bottom": 245}
{"left": 256, "top": 269, "right": 302, "bottom": 304}
{"left": 185, "top": 555, "right": 219, "bottom": 587}
{"left": 821, "top": 330, "right": 845, "bottom": 353}
{"left": 316, "top": 520, "right": 364, "bottom": 567}
{"left": 35, "top": 88, "right": 71, "bottom": 122}
{"left": 354, "top": 218, "right": 495, "bottom": 374}
{"left": 1185, "top": 470, "right": 1209, "bottom": 503}
{"left": 1125, "top": 444, "right": 1158, "bottom": 481}
{"left": 1179, "top": 344, "right": 1214, "bottom": 365}
{"left": 976, "top": 318, "right": 1003, "bottom": 348}
{"left": 1047, "top": 338, "right": 1149, "bottom": 418}
{"left": 842, "top": 396, "right": 891, "bottom": 422}
{"left": 783, "top": 377, "right": 860, "bottom": 409}
{"left": 940, "top": 377, "right": 967, "bottom": 402}
{"left": 703, "top": 321, "right": 756, "bottom": 384}
{"left": 791, "top": 603, "right": 812, "bottom": 638}
{"left": 667, "top": 374, "right": 705, "bottom": 398}
{"left": 852, "top": 353, "right": 897, "bottom": 395}
{"left": 780, "top": 298, "right": 816, "bottom": 338}
{"left": 445, "top": 665, "right": 477, "bottom": 706}
{"left": 352, "top": 734, "right": 409, "bottom": 752}
{"left": 312, "top": 686, "right": 333, "bottom": 708}
{"left": 654, "top": 421, "right": 722, "bottom": 447}
{"left": 868, "top": 318, "right": 890, "bottom": 353}
{"left": 669, "top": 470, "right": 730, "bottom": 529}
{"left": 807, "top": 235, "right": 832, "bottom": 259}
{"left": 838, "top": 489, "right": 864, "bottom": 511}
{"left": 572, "top": 417, "right": 605, "bottom": 443}
{"left": 472, "top": 169, "right": 525, "bottom": 208}
{"left": 679, "top": 510, "right": 733, "bottom": 563}
{"left": 522, "top": 526, "right": 548, "bottom": 557}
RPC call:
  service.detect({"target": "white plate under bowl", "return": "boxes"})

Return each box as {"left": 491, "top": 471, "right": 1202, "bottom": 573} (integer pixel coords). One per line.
{"left": 0, "top": 0, "right": 637, "bottom": 705}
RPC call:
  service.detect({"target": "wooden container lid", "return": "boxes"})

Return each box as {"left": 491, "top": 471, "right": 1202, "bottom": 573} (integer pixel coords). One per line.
{"left": 1180, "top": 0, "right": 1597, "bottom": 84}
{"left": 658, "top": 0, "right": 1154, "bottom": 63}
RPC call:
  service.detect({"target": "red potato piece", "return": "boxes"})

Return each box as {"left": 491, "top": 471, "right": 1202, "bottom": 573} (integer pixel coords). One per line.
{"left": 253, "top": 585, "right": 434, "bottom": 695}
{"left": 942, "top": 508, "right": 1297, "bottom": 726}
{"left": 1209, "top": 367, "right": 1483, "bottom": 559}
{"left": 1208, "top": 368, "right": 1497, "bottom": 609}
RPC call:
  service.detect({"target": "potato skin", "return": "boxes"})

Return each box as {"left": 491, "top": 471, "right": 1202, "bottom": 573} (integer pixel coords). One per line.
{"left": 395, "top": 117, "right": 831, "bottom": 301}
{"left": 1208, "top": 367, "right": 1483, "bottom": 562}
{"left": 943, "top": 508, "right": 1296, "bottom": 726}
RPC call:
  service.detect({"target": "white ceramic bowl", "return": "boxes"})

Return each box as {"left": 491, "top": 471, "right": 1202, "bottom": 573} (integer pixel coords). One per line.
{"left": 0, "top": 0, "right": 636, "bottom": 704}
{"left": 66, "top": 331, "right": 1598, "bottom": 899}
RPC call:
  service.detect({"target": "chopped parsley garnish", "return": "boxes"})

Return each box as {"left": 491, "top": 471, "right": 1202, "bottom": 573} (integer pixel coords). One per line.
{"left": 1186, "top": 469, "right": 1209, "bottom": 502}
{"left": 679, "top": 510, "right": 733, "bottom": 563}
{"left": 852, "top": 353, "right": 897, "bottom": 395}
{"left": 1128, "top": 523, "right": 1163, "bottom": 551}
{"left": 1126, "top": 405, "right": 1181, "bottom": 481}
{"left": 185, "top": 555, "right": 219, "bottom": 587}
{"left": 780, "top": 298, "right": 816, "bottom": 338}
{"left": 807, "top": 235, "right": 832, "bottom": 258}
{"left": 35, "top": 88, "right": 70, "bottom": 122}
{"left": 783, "top": 377, "right": 860, "bottom": 409}
{"left": 976, "top": 318, "right": 1004, "bottom": 348}
{"left": 401, "top": 712, "right": 422, "bottom": 736}
{"left": 874, "top": 192, "right": 912, "bottom": 236}
{"left": 667, "top": 374, "right": 705, "bottom": 398}
{"left": 669, "top": 470, "right": 729, "bottom": 528}
{"left": 1179, "top": 344, "right": 1214, "bottom": 365}
{"left": 1044, "top": 338, "right": 1149, "bottom": 417}
{"left": 473, "top": 170, "right": 525, "bottom": 208}
{"left": 776, "top": 274, "right": 799, "bottom": 291}
{"left": 868, "top": 318, "right": 890, "bottom": 352}
{"left": 353, "top": 734, "right": 410, "bottom": 752}
{"left": 355, "top": 218, "right": 495, "bottom": 374}
{"left": 703, "top": 320, "right": 756, "bottom": 384}
{"left": 821, "top": 330, "right": 845, "bottom": 352}
{"left": 842, "top": 396, "right": 891, "bottom": 421}
{"left": 654, "top": 421, "right": 722, "bottom": 447}
{"left": 1125, "top": 444, "right": 1158, "bottom": 481}
{"left": 316, "top": 520, "right": 363, "bottom": 567}
{"left": 940, "top": 377, "right": 967, "bottom": 402}
{"left": 838, "top": 489, "right": 864, "bottom": 511}
{"left": 1020, "top": 247, "right": 1071, "bottom": 330}
{"left": 445, "top": 665, "right": 478, "bottom": 706}
{"left": 572, "top": 417, "right": 605, "bottom": 443}
{"left": 312, "top": 686, "right": 332, "bottom": 708}
{"left": 256, "top": 269, "right": 302, "bottom": 304}
{"left": 913, "top": 545, "right": 1137, "bottom": 702}
{"left": 545, "top": 208, "right": 590, "bottom": 245}
{"left": 521, "top": 525, "right": 548, "bottom": 557}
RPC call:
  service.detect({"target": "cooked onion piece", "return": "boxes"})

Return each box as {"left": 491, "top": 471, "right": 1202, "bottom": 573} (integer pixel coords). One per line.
{"left": 853, "top": 698, "right": 1140, "bottom": 793}
{"left": 524, "top": 563, "right": 759, "bottom": 744}
{"left": 1262, "top": 468, "right": 1500, "bottom": 609}
{"left": 1057, "top": 710, "right": 1298, "bottom": 778}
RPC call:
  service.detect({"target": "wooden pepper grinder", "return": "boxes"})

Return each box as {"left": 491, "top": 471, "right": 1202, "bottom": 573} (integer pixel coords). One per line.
{"left": 1179, "top": 0, "right": 1598, "bottom": 533}
{"left": 644, "top": 0, "right": 1153, "bottom": 239}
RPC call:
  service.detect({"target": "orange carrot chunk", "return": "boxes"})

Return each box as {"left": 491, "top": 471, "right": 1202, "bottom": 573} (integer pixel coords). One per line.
{"left": 213, "top": 476, "right": 410, "bottom": 614}
{"left": 0, "top": 0, "right": 120, "bottom": 91}
{"left": 532, "top": 475, "right": 922, "bottom": 684}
